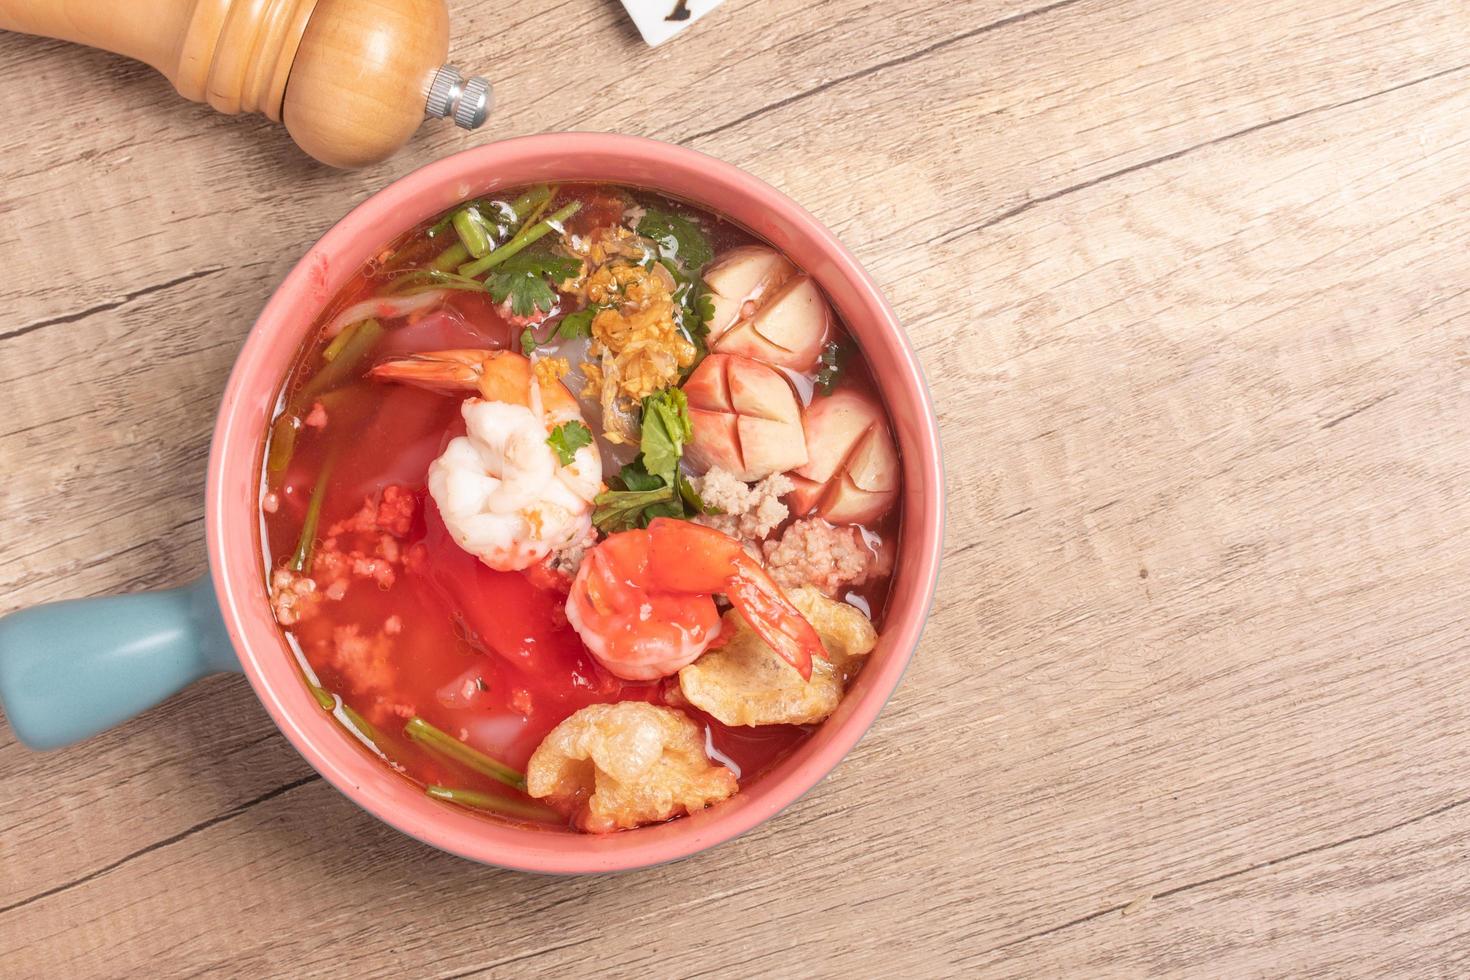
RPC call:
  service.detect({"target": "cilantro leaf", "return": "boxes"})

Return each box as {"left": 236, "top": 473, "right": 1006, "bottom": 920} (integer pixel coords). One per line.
{"left": 816, "top": 340, "right": 846, "bottom": 394}
{"left": 554, "top": 305, "right": 599, "bottom": 340}
{"left": 519, "top": 305, "right": 602, "bottom": 355}
{"left": 484, "top": 251, "right": 582, "bottom": 317}
{"left": 639, "top": 388, "right": 691, "bottom": 484}
{"left": 591, "top": 468, "right": 692, "bottom": 532}
{"left": 685, "top": 279, "right": 715, "bottom": 360}
{"left": 656, "top": 258, "right": 714, "bottom": 372}
{"left": 696, "top": 288, "right": 716, "bottom": 337}
{"left": 592, "top": 467, "right": 716, "bottom": 532}
{"left": 644, "top": 497, "right": 686, "bottom": 522}
{"left": 614, "top": 459, "right": 664, "bottom": 492}
{"left": 678, "top": 472, "right": 719, "bottom": 515}
{"left": 639, "top": 209, "right": 713, "bottom": 271}
{"left": 592, "top": 485, "right": 677, "bottom": 533}
{"left": 547, "top": 421, "right": 592, "bottom": 465}
{"left": 591, "top": 388, "right": 701, "bottom": 531}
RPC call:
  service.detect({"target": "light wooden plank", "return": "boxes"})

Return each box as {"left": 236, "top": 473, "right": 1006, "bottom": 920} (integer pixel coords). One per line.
{"left": 1, "top": 0, "right": 1468, "bottom": 974}
{"left": 0, "top": 0, "right": 1005, "bottom": 327}
{"left": 962, "top": 800, "right": 1470, "bottom": 975}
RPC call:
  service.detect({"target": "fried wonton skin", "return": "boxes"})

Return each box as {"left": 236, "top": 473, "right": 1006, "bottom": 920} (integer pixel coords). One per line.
{"left": 526, "top": 702, "right": 738, "bottom": 832}
{"left": 678, "top": 587, "right": 877, "bottom": 727}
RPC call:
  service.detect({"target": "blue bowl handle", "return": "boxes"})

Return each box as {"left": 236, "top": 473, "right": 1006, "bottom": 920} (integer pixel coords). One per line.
{"left": 0, "top": 576, "right": 240, "bottom": 750}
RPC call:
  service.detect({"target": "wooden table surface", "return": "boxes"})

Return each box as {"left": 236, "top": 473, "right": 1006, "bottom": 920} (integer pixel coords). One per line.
{"left": 3, "top": 0, "right": 1469, "bottom": 975}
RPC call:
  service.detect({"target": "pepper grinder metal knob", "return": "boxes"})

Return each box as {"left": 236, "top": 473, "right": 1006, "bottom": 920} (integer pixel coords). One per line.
{"left": 425, "top": 65, "right": 493, "bottom": 130}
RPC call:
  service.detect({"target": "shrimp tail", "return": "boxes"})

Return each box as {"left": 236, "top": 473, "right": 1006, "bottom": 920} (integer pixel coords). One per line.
{"left": 725, "top": 559, "right": 826, "bottom": 681}
{"left": 644, "top": 518, "right": 825, "bottom": 680}
{"left": 369, "top": 350, "right": 488, "bottom": 394}
{"left": 372, "top": 349, "right": 572, "bottom": 411}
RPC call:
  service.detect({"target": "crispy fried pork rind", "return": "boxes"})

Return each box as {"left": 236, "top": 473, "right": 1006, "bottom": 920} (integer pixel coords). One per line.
{"left": 678, "top": 587, "right": 877, "bottom": 726}
{"left": 526, "top": 702, "right": 738, "bottom": 833}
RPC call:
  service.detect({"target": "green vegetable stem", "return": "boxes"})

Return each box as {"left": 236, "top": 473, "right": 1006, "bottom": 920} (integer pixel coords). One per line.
{"left": 386, "top": 269, "right": 487, "bottom": 295}
{"left": 405, "top": 717, "right": 526, "bottom": 791}
{"left": 428, "top": 241, "right": 471, "bottom": 274}
{"left": 425, "top": 786, "right": 560, "bottom": 823}
{"left": 287, "top": 457, "right": 333, "bottom": 574}
{"left": 297, "top": 318, "right": 384, "bottom": 408}
{"left": 459, "top": 201, "right": 582, "bottom": 279}
{"left": 452, "top": 207, "right": 493, "bottom": 258}
{"left": 507, "top": 184, "right": 552, "bottom": 224}
{"left": 267, "top": 319, "right": 383, "bottom": 485}
{"left": 815, "top": 340, "right": 846, "bottom": 394}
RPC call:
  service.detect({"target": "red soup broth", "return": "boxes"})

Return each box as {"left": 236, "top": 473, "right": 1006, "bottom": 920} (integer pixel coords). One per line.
{"left": 259, "top": 183, "right": 900, "bottom": 828}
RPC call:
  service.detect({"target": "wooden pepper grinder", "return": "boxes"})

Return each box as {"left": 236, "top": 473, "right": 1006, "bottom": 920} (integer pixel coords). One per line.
{"left": 0, "top": 0, "right": 491, "bottom": 168}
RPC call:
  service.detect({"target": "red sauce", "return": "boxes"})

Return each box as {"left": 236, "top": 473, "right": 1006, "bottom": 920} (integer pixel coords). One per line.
{"left": 261, "top": 184, "right": 897, "bottom": 828}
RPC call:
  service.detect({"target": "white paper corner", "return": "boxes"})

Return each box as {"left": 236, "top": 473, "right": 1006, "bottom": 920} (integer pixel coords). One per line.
{"left": 620, "top": 0, "right": 727, "bottom": 47}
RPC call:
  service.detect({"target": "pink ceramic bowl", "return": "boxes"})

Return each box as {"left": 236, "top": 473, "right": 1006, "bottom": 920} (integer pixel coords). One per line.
{"left": 4, "top": 134, "right": 943, "bottom": 873}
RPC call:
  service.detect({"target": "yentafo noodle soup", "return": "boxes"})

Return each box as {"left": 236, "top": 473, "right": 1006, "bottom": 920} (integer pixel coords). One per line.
{"left": 261, "top": 183, "right": 901, "bottom": 833}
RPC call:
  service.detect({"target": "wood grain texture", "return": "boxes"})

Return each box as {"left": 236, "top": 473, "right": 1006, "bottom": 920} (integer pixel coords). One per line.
{"left": 3, "top": 0, "right": 1469, "bottom": 975}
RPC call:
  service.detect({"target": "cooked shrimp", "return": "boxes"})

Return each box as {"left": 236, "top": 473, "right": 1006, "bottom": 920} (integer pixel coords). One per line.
{"left": 526, "top": 702, "right": 738, "bottom": 833}
{"left": 370, "top": 350, "right": 601, "bottom": 572}
{"left": 564, "top": 517, "right": 826, "bottom": 681}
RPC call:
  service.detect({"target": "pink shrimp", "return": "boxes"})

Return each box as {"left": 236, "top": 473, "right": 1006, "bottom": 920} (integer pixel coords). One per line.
{"left": 564, "top": 518, "right": 826, "bottom": 682}
{"left": 369, "top": 350, "right": 602, "bottom": 573}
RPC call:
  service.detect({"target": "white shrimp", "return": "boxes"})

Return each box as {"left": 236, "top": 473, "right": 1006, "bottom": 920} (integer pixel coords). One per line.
{"left": 370, "top": 350, "right": 601, "bottom": 571}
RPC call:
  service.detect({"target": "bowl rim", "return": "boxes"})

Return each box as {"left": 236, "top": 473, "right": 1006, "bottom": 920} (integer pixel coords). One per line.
{"left": 207, "top": 132, "right": 944, "bottom": 873}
